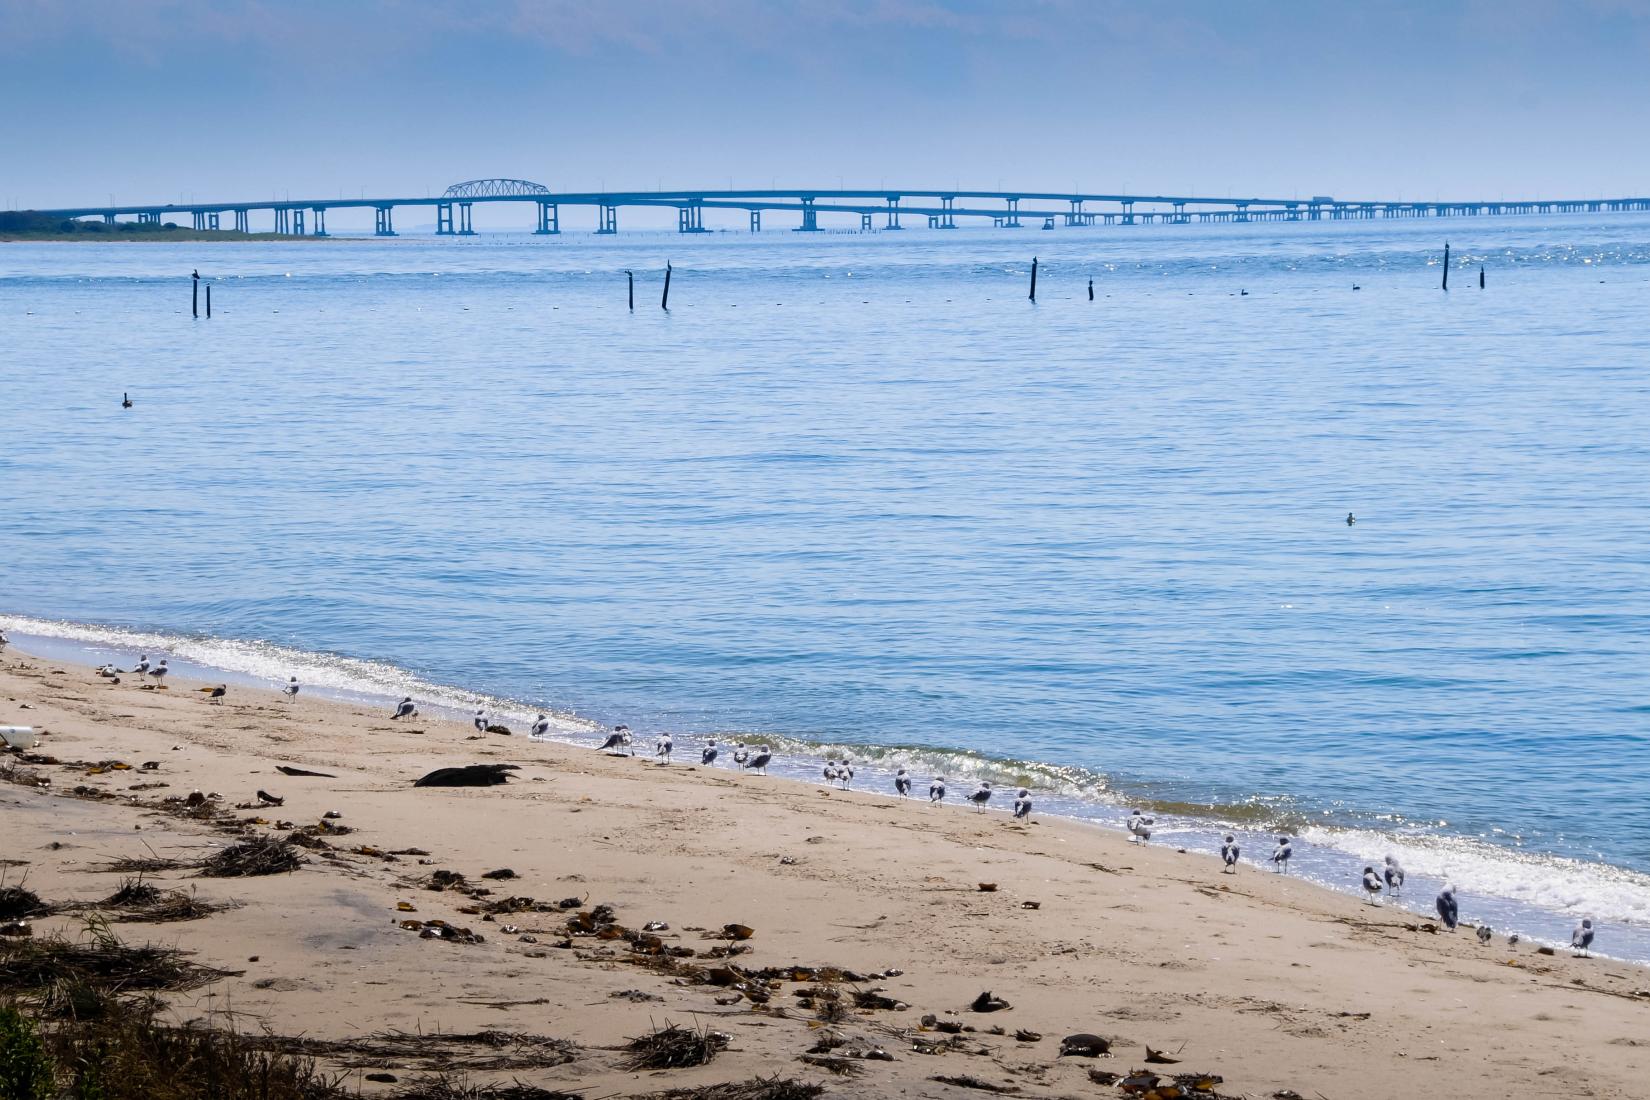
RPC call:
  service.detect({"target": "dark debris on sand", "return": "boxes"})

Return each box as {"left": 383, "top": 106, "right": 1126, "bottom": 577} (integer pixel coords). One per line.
{"left": 638, "top": 1078, "right": 826, "bottom": 1100}
{"left": 623, "top": 1021, "right": 732, "bottom": 1070}
{"left": 198, "top": 836, "right": 306, "bottom": 877}
{"left": 0, "top": 884, "right": 49, "bottom": 919}
{"left": 254, "top": 1029, "right": 578, "bottom": 1073}
{"left": 0, "top": 929, "right": 238, "bottom": 1001}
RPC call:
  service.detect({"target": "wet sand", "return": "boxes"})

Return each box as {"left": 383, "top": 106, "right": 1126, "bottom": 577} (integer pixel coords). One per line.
{"left": 3, "top": 649, "right": 1648, "bottom": 1099}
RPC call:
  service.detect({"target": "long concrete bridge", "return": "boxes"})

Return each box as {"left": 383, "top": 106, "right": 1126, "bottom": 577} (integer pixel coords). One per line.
{"left": 32, "top": 179, "right": 1650, "bottom": 237}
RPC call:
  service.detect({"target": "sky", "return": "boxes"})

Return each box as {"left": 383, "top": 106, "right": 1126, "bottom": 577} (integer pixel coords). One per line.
{"left": 5, "top": 0, "right": 1650, "bottom": 229}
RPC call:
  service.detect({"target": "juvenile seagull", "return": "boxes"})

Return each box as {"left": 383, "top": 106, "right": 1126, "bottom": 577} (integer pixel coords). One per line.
{"left": 894, "top": 767, "right": 912, "bottom": 797}
{"left": 598, "top": 725, "right": 633, "bottom": 755}
{"left": 1271, "top": 836, "right": 1293, "bottom": 872}
{"left": 968, "top": 781, "right": 993, "bottom": 812}
{"left": 1436, "top": 886, "right": 1459, "bottom": 931}
{"left": 282, "top": 676, "right": 300, "bottom": 698}
{"left": 744, "top": 745, "right": 772, "bottom": 775}
{"left": 929, "top": 776, "right": 947, "bottom": 803}
{"left": 1220, "top": 834, "right": 1240, "bottom": 873}
{"left": 472, "top": 708, "right": 488, "bottom": 734}
{"left": 392, "top": 696, "right": 417, "bottom": 720}
{"left": 530, "top": 713, "right": 550, "bottom": 738}
{"left": 654, "top": 732, "right": 673, "bottom": 763}
{"left": 1383, "top": 855, "right": 1405, "bottom": 896}
{"left": 1572, "top": 918, "right": 1595, "bottom": 957}
{"left": 1361, "top": 865, "right": 1384, "bottom": 905}
{"left": 701, "top": 740, "right": 719, "bottom": 766}
{"left": 1012, "top": 787, "right": 1032, "bottom": 821}
{"left": 1476, "top": 924, "right": 1493, "bottom": 944}
{"left": 1127, "top": 810, "right": 1154, "bottom": 843}
{"left": 203, "top": 684, "right": 227, "bottom": 705}
{"left": 149, "top": 659, "right": 169, "bottom": 688}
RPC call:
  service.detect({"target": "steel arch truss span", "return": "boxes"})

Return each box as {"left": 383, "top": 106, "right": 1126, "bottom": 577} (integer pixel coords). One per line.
{"left": 441, "top": 179, "right": 552, "bottom": 199}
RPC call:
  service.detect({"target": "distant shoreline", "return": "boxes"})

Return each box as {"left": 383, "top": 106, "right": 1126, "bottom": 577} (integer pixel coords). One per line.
{"left": 0, "top": 231, "right": 344, "bottom": 243}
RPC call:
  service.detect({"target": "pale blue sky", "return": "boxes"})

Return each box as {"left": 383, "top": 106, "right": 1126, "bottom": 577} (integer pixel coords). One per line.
{"left": 5, "top": 1, "right": 1650, "bottom": 227}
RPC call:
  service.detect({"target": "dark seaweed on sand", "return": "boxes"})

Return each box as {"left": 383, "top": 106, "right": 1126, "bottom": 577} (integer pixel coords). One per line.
{"left": 198, "top": 836, "right": 306, "bottom": 877}
{"left": 623, "top": 1021, "right": 731, "bottom": 1070}
{"left": 641, "top": 1078, "right": 826, "bottom": 1100}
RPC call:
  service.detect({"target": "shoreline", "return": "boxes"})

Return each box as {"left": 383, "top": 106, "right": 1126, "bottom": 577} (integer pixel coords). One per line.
{"left": 3, "top": 647, "right": 1650, "bottom": 1098}
{"left": 6, "top": 614, "right": 1649, "bottom": 965}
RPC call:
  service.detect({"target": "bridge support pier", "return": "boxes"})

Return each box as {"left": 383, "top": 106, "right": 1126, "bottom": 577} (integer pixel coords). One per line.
{"left": 861, "top": 212, "right": 873, "bottom": 231}
{"left": 1173, "top": 201, "right": 1187, "bottom": 224}
{"left": 885, "top": 198, "right": 902, "bottom": 229}
{"left": 749, "top": 209, "right": 761, "bottom": 232}
{"left": 137, "top": 211, "right": 162, "bottom": 225}
{"left": 291, "top": 208, "right": 305, "bottom": 235}
{"left": 796, "top": 197, "right": 820, "bottom": 231}
{"left": 939, "top": 196, "right": 956, "bottom": 228}
{"left": 311, "top": 208, "right": 327, "bottom": 236}
{"left": 208, "top": 211, "right": 220, "bottom": 231}
{"left": 458, "top": 202, "right": 475, "bottom": 235}
{"left": 234, "top": 209, "right": 249, "bottom": 233}
{"left": 596, "top": 204, "right": 618, "bottom": 234}
{"left": 676, "top": 204, "right": 706, "bottom": 233}
{"left": 436, "top": 202, "right": 454, "bottom": 235}
{"left": 192, "top": 211, "right": 206, "bottom": 230}
{"left": 103, "top": 213, "right": 116, "bottom": 225}
{"left": 274, "top": 208, "right": 290, "bottom": 234}
{"left": 374, "top": 205, "right": 396, "bottom": 236}
{"left": 1001, "top": 198, "right": 1021, "bottom": 227}
{"left": 534, "top": 202, "right": 560, "bottom": 234}
{"left": 1121, "top": 200, "right": 1135, "bottom": 225}
{"left": 1235, "top": 203, "right": 1250, "bottom": 223}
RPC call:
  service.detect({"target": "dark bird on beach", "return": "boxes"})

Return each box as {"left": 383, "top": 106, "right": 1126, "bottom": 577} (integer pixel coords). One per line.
{"left": 837, "top": 758, "right": 854, "bottom": 789}
{"left": 1477, "top": 924, "right": 1493, "bottom": 944}
{"left": 1383, "top": 854, "right": 1405, "bottom": 896}
{"left": 1221, "top": 834, "right": 1240, "bottom": 872}
{"left": 149, "top": 659, "right": 169, "bottom": 688}
{"left": 702, "top": 740, "right": 719, "bottom": 766}
{"left": 823, "top": 760, "right": 839, "bottom": 785}
{"left": 202, "top": 684, "right": 226, "bottom": 705}
{"left": 894, "top": 767, "right": 912, "bottom": 797}
{"left": 655, "top": 733, "right": 673, "bottom": 763}
{"left": 1271, "top": 836, "right": 1293, "bottom": 872}
{"left": 472, "top": 708, "right": 488, "bottom": 733}
{"left": 968, "top": 781, "right": 993, "bottom": 812}
{"left": 122, "top": 392, "right": 132, "bottom": 409}
{"left": 743, "top": 746, "right": 772, "bottom": 775}
{"left": 598, "top": 725, "right": 633, "bottom": 754}
{"left": 1013, "top": 787, "right": 1032, "bottom": 820}
{"left": 391, "top": 696, "right": 417, "bottom": 720}
{"left": 929, "top": 776, "right": 946, "bottom": 803}
{"left": 282, "top": 676, "right": 299, "bottom": 698}
{"left": 530, "top": 713, "right": 549, "bottom": 738}
{"left": 1362, "top": 865, "right": 1384, "bottom": 905}
{"left": 1436, "top": 886, "right": 1459, "bottom": 930}
{"left": 1572, "top": 918, "right": 1595, "bottom": 957}
{"left": 130, "top": 654, "right": 151, "bottom": 676}
{"left": 1127, "top": 809, "right": 1154, "bottom": 843}
{"left": 414, "top": 763, "right": 520, "bottom": 788}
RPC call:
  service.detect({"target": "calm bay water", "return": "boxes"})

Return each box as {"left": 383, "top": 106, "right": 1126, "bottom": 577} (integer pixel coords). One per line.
{"left": 3, "top": 218, "right": 1648, "bottom": 954}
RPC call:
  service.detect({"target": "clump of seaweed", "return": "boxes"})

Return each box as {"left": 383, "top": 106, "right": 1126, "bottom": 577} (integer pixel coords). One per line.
{"left": 198, "top": 836, "right": 306, "bottom": 877}
{"left": 641, "top": 1078, "right": 826, "bottom": 1100}
{"left": 105, "top": 878, "right": 164, "bottom": 907}
{"left": 0, "top": 922, "right": 237, "bottom": 1002}
{"left": 385, "top": 1076, "right": 580, "bottom": 1099}
{"left": 0, "top": 884, "right": 48, "bottom": 919}
{"left": 623, "top": 1021, "right": 731, "bottom": 1070}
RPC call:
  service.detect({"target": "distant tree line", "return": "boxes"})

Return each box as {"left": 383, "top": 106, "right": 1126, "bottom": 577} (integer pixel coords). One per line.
{"left": 0, "top": 211, "right": 184, "bottom": 235}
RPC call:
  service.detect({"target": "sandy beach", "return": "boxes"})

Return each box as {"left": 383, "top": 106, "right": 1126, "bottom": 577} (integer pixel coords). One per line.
{"left": 3, "top": 647, "right": 1648, "bottom": 1100}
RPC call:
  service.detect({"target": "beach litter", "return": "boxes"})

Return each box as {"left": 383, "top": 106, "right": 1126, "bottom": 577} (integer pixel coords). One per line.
{"left": 414, "top": 764, "right": 519, "bottom": 787}
{"left": 623, "top": 1021, "right": 732, "bottom": 1069}
{"left": 930, "top": 1075, "right": 1020, "bottom": 1094}
{"left": 198, "top": 836, "right": 307, "bottom": 877}
{"left": 1058, "top": 1033, "right": 1112, "bottom": 1057}
{"left": 969, "top": 990, "right": 1011, "bottom": 1012}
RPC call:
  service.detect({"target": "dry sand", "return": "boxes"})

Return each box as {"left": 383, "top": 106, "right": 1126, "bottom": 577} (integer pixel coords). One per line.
{"left": 3, "top": 649, "right": 1649, "bottom": 1099}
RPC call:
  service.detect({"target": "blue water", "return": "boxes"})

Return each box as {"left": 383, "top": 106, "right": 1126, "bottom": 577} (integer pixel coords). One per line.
{"left": 3, "top": 218, "right": 1649, "bottom": 956}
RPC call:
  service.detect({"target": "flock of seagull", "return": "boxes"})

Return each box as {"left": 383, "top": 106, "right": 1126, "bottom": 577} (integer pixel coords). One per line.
{"left": 42, "top": 660, "right": 1604, "bottom": 963}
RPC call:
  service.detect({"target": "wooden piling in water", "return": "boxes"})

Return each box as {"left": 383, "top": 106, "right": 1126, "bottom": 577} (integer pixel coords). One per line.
{"left": 192, "top": 273, "right": 199, "bottom": 318}
{"left": 625, "top": 270, "right": 634, "bottom": 311}
{"left": 1442, "top": 242, "right": 1450, "bottom": 290}
{"left": 1029, "top": 257, "right": 1038, "bottom": 302}
{"left": 661, "top": 262, "right": 672, "bottom": 310}
{"left": 205, "top": 284, "right": 211, "bottom": 318}
{"left": 1479, "top": 265, "right": 1485, "bottom": 289}
{"left": 1088, "top": 278, "right": 1094, "bottom": 301}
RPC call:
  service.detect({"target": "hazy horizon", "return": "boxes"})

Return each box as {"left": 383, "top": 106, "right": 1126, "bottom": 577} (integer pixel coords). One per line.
{"left": 6, "top": 0, "right": 1650, "bottom": 227}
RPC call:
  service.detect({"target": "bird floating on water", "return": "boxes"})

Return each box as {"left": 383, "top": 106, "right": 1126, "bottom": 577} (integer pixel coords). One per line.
{"left": 122, "top": 392, "right": 132, "bottom": 409}
{"left": 1346, "top": 512, "right": 1356, "bottom": 526}
{"left": 1271, "top": 836, "right": 1293, "bottom": 872}
{"left": 894, "top": 767, "right": 912, "bottom": 797}
{"left": 1221, "top": 834, "right": 1240, "bottom": 873}
{"left": 1572, "top": 918, "right": 1595, "bottom": 957}
{"left": 1436, "top": 885, "right": 1459, "bottom": 931}
{"left": 391, "top": 696, "right": 417, "bottom": 720}
{"left": 1383, "top": 855, "right": 1405, "bottom": 896}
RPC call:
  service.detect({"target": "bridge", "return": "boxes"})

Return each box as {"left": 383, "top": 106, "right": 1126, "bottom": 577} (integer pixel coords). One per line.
{"left": 29, "top": 178, "right": 1650, "bottom": 237}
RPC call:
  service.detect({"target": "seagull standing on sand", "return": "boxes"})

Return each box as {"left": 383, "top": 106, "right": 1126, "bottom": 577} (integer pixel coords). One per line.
{"left": 598, "top": 725, "right": 633, "bottom": 754}
{"left": 282, "top": 676, "right": 300, "bottom": 698}
{"left": 392, "top": 696, "right": 417, "bottom": 720}
{"left": 823, "top": 760, "right": 839, "bottom": 785}
{"left": 655, "top": 733, "right": 673, "bottom": 763}
{"left": 130, "top": 654, "right": 151, "bottom": 676}
{"left": 1012, "top": 788, "right": 1032, "bottom": 821}
{"left": 530, "top": 714, "right": 550, "bottom": 738}
{"left": 1436, "top": 886, "right": 1459, "bottom": 931}
{"left": 1383, "top": 855, "right": 1405, "bottom": 897}
{"left": 968, "top": 781, "right": 993, "bottom": 812}
{"left": 204, "top": 684, "right": 227, "bottom": 705}
{"left": 894, "top": 767, "right": 912, "bottom": 797}
{"left": 1572, "top": 918, "right": 1595, "bottom": 957}
{"left": 744, "top": 745, "right": 772, "bottom": 775}
{"left": 929, "top": 776, "right": 946, "bottom": 803}
{"left": 1127, "top": 809, "right": 1154, "bottom": 843}
{"left": 1221, "top": 834, "right": 1240, "bottom": 873}
{"left": 1476, "top": 925, "right": 1493, "bottom": 944}
{"left": 837, "top": 759, "right": 854, "bottom": 790}
{"left": 701, "top": 740, "right": 719, "bottom": 766}
{"left": 0, "top": 630, "right": 8, "bottom": 651}
{"left": 732, "top": 745, "right": 749, "bottom": 767}
{"left": 1271, "top": 836, "right": 1293, "bottom": 872}
{"left": 472, "top": 708, "right": 488, "bottom": 733}
{"left": 149, "top": 659, "right": 169, "bottom": 688}
{"left": 1361, "top": 865, "right": 1384, "bottom": 905}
